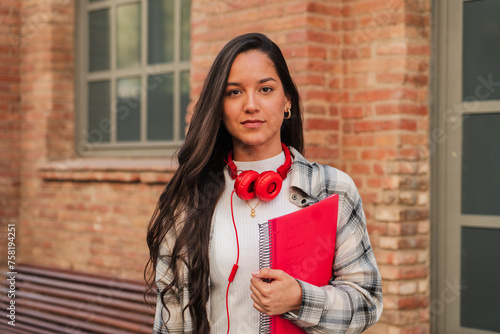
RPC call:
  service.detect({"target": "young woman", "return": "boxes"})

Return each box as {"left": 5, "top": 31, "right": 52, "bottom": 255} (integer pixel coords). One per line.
{"left": 145, "top": 33, "right": 382, "bottom": 334}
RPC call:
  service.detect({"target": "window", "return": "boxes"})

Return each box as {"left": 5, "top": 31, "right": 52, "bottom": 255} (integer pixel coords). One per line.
{"left": 77, "top": 0, "right": 191, "bottom": 156}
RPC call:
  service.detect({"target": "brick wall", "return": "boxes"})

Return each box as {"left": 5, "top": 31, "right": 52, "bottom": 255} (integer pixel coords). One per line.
{"left": 11, "top": 0, "right": 174, "bottom": 281}
{"left": 24, "top": 164, "right": 174, "bottom": 278}
{"left": 339, "top": 1, "right": 431, "bottom": 333}
{"left": 191, "top": 0, "right": 431, "bottom": 333}
{"left": 17, "top": 0, "right": 78, "bottom": 273}
{"left": 0, "top": 0, "right": 21, "bottom": 270}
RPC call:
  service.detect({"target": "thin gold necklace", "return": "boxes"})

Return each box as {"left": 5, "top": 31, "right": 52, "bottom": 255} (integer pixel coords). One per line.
{"left": 246, "top": 199, "right": 261, "bottom": 218}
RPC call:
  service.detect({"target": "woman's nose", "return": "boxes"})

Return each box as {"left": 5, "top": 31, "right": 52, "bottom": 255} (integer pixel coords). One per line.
{"left": 244, "top": 92, "right": 259, "bottom": 113}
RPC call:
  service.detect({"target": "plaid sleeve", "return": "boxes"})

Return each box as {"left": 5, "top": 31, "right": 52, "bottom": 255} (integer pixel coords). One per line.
{"left": 283, "top": 279, "right": 327, "bottom": 326}
{"left": 283, "top": 166, "right": 383, "bottom": 333}
{"left": 153, "top": 233, "right": 194, "bottom": 334}
{"left": 153, "top": 245, "right": 182, "bottom": 333}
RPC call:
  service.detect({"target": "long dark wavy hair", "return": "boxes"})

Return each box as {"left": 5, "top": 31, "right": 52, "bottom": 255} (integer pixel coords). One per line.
{"left": 145, "top": 33, "right": 304, "bottom": 333}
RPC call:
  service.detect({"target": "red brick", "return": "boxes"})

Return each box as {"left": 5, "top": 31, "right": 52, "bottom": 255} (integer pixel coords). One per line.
{"left": 342, "top": 17, "right": 358, "bottom": 30}
{"left": 399, "top": 119, "right": 418, "bottom": 131}
{"left": 366, "top": 219, "right": 388, "bottom": 234}
{"left": 374, "top": 250, "right": 421, "bottom": 265}
{"left": 342, "top": 134, "right": 363, "bottom": 147}
{"left": 406, "top": 74, "right": 429, "bottom": 86}
{"left": 381, "top": 309, "right": 420, "bottom": 326}
{"left": 361, "top": 148, "right": 398, "bottom": 160}
{"left": 374, "top": 133, "right": 399, "bottom": 146}
{"left": 303, "top": 104, "right": 327, "bottom": 115}
{"left": 406, "top": 13, "right": 430, "bottom": 28}
{"left": 375, "top": 72, "right": 405, "bottom": 84}
{"left": 348, "top": 24, "right": 405, "bottom": 47}
{"left": 352, "top": 88, "right": 411, "bottom": 102}
{"left": 341, "top": 47, "right": 361, "bottom": 59}
{"left": 349, "top": 57, "right": 406, "bottom": 73}
{"left": 398, "top": 295, "right": 429, "bottom": 309}
{"left": 362, "top": 191, "right": 382, "bottom": 204}
{"left": 408, "top": 44, "right": 430, "bottom": 55}
{"left": 265, "top": 16, "right": 308, "bottom": 32}
{"left": 342, "top": 134, "right": 375, "bottom": 147}
{"left": 307, "top": 30, "right": 341, "bottom": 45}
{"left": 348, "top": 0, "right": 402, "bottom": 16}
{"left": 340, "top": 149, "right": 359, "bottom": 161}
{"left": 305, "top": 130, "right": 337, "bottom": 147}
{"left": 307, "top": 2, "right": 341, "bottom": 16}
{"left": 287, "top": 44, "right": 329, "bottom": 59}
{"left": 373, "top": 163, "right": 386, "bottom": 175}
{"left": 302, "top": 89, "right": 343, "bottom": 102}
{"left": 351, "top": 162, "right": 371, "bottom": 174}
{"left": 306, "top": 146, "right": 339, "bottom": 161}
{"left": 380, "top": 235, "right": 429, "bottom": 250}
{"left": 329, "top": 106, "right": 339, "bottom": 116}
{"left": 376, "top": 41, "right": 409, "bottom": 55}
{"left": 305, "top": 118, "right": 339, "bottom": 131}
{"left": 399, "top": 148, "right": 425, "bottom": 160}
{"left": 401, "top": 208, "right": 429, "bottom": 221}
{"left": 388, "top": 222, "right": 418, "bottom": 235}
{"left": 353, "top": 120, "right": 387, "bottom": 132}
{"left": 341, "top": 105, "right": 364, "bottom": 118}
{"left": 376, "top": 104, "right": 428, "bottom": 115}
{"left": 284, "top": 2, "right": 310, "bottom": 15}
{"left": 380, "top": 264, "right": 428, "bottom": 280}
{"left": 387, "top": 324, "right": 430, "bottom": 334}
{"left": 293, "top": 73, "right": 327, "bottom": 86}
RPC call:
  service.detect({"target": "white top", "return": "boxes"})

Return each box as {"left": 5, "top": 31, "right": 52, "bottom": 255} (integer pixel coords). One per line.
{"left": 209, "top": 151, "right": 300, "bottom": 333}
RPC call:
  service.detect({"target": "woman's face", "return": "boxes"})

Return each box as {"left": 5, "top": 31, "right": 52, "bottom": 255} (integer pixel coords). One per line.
{"left": 222, "top": 50, "right": 291, "bottom": 160}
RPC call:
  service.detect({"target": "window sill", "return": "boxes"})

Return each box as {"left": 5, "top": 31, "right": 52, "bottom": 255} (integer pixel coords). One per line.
{"left": 38, "top": 157, "right": 178, "bottom": 184}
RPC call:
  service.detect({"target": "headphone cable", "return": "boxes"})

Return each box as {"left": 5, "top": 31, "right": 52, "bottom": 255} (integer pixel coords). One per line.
{"left": 226, "top": 189, "right": 240, "bottom": 334}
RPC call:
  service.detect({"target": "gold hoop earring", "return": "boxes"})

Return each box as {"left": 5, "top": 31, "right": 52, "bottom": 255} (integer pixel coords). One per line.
{"left": 284, "top": 108, "right": 291, "bottom": 120}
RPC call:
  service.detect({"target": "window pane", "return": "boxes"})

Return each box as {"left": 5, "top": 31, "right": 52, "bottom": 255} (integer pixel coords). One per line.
{"left": 147, "top": 73, "right": 173, "bottom": 140}
{"left": 148, "top": 0, "right": 174, "bottom": 64}
{"left": 117, "top": 3, "right": 141, "bottom": 69}
{"left": 88, "top": 81, "right": 111, "bottom": 143}
{"left": 117, "top": 77, "right": 141, "bottom": 141}
{"left": 461, "top": 113, "right": 500, "bottom": 215}
{"left": 180, "top": 70, "right": 190, "bottom": 139}
{"left": 462, "top": 0, "right": 500, "bottom": 101}
{"left": 88, "top": 9, "right": 110, "bottom": 72}
{"left": 181, "top": 0, "right": 191, "bottom": 61}
{"left": 461, "top": 227, "right": 500, "bottom": 332}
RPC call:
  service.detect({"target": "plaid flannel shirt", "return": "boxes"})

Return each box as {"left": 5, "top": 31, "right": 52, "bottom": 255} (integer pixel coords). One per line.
{"left": 153, "top": 147, "right": 383, "bottom": 333}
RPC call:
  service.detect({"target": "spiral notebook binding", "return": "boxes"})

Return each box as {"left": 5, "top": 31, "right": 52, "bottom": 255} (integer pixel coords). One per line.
{"left": 258, "top": 221, "right": 273, "bottom": 270}
{"left": 258, "top": 221, "right": 274, "bottom": 334}
{"left": 259, "top": 312, "right": 273, "bottom": 334}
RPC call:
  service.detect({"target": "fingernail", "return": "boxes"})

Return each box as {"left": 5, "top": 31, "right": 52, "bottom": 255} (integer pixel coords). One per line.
{"left": 251, "top": 271, "right": 260, "bottom": 276}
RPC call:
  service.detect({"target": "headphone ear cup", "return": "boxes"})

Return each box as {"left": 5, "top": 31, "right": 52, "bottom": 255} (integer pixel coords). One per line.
{"left": 234, "top": 170, "right": 259, "bottom": 201}
{"left": 254, "top": 171, "right": 283, "bottom": 201}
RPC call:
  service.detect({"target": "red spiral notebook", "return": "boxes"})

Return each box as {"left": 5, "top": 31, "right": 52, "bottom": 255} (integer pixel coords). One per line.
{"left": 258, "top": 194, "right": 339, "bottom": 334}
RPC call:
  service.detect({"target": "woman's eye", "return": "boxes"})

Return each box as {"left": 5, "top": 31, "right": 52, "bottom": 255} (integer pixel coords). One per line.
{"left": 261, "top": 86, "right": 273, "bottom": 93}
{"left": 226, "top": 89, "right": 240, "bottom": 96}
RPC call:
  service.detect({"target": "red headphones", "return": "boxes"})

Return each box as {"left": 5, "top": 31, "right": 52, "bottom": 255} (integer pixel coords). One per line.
{"left": 226, "top": 143, "right": 292, "bottom": 202}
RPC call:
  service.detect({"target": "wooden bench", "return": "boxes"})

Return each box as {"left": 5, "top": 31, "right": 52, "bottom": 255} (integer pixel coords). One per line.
{"left": 0, "top": 263, "right": 155, "bottom": 334}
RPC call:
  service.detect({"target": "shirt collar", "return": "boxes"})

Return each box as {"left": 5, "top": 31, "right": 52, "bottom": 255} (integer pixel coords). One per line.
{"left": 288, "top": 146, "right": 318, "bottom": 207}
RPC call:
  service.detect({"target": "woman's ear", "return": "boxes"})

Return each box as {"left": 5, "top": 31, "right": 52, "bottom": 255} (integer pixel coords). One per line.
{"left": 285, "top": 94, "right": 292, "bottom": 110}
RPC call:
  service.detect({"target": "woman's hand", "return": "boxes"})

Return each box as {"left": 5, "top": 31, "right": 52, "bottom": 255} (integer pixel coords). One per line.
{"left": 250, "top": 268, "right": 302, "bottom": 316}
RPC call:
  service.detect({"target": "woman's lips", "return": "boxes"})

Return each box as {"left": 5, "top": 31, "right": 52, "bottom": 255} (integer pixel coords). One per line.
{"left": 241, "top": 119, "right": 264, "bottom": 128}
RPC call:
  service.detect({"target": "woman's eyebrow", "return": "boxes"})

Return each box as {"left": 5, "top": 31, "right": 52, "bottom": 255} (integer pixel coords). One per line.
{"left": 226, "top": 77, "right": 277, "bottom": 87}
{"left": 258, "top": 77, "right": 277, "bottom": 84}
